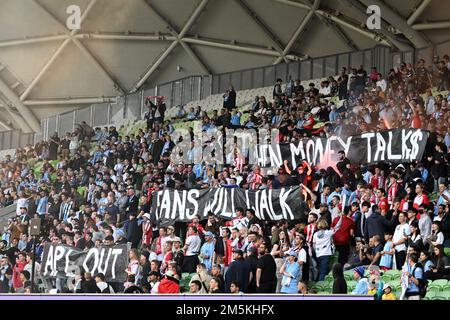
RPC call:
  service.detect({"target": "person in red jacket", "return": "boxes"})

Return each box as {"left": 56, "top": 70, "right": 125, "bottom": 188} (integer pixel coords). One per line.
{"left": 370, "top": 166, "right": 385, "bottom": 190}
{"left": 221, "top": 228, "right": 233, "bottom": 268}
{"left": 12, "top": 252, "right": 26, "bottom": 291}
{"left": 413, "top": 183, "right": 429, "bottom": 211}
{"left": 157, "top": 270, "right": 180, "bottom": 294}
{"left": 376, "top": 188, "right": 389, "bottom": 215}
{"left": 331, "top": 207, "right": 355, "bottom": 265}
{"left": 387, "top": 174, "right": 399, "bottom": 209}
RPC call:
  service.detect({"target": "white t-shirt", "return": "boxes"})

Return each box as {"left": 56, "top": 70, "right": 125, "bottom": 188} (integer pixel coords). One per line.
{"left": 435, "top": 232, "right": 444, "bottom": 246}
{"left": 157, "top": 236, "right": 169, "bottom": 261}
{"left": 298, "top": 247, "right": 307, "bottom": 264}
{"left": 233, "top": 216, "right": 249, "bottom": 230}
{"left": 319, "top": 85, "right": 331, "bottom": 96}
{"left": 313, "top": 230, "right": 334, "bottom": 258}
{"left": 16, "top": 198, "right": 28, "bottom": 216}
{"left": 185, "top": 235, "right": 201, "bottom": 256}
{"left": 376, "top": 79, "right": 387, "bottom": 92}
{"left": 393, "top": 223, "right": 410, "bottom": 252}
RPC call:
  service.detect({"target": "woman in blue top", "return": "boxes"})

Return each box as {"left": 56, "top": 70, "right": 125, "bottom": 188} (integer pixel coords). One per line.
{"left": 379, "top": 232, "right": 395, "bottom": 270}
{"left": 419, "top": 250, "right": 434, "bottom": 272}
{"left": 280, "top": 252, "right": 301, "bottom": 294}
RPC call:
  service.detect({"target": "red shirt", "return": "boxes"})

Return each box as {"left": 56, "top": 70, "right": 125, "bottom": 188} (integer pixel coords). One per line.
{"left": 187, "top": 222, "right": 204, "bottom": 234}
{"left": 13, "top": 261, "right": 26, "bottom": 289}
{"left": 412, "top": 115, "right": 422, "bottom": 129}
{"left": 413, "top": 194, "right": 429, "bottom": 210}
{"left": 378, "top": 197, "right": 389, "bottom": 213}
{"left": 387, "top": 182, "right": 398, "bottom": 206}
{"left": 158, "top": 278, "right": 180, "bottom": 294}
{"left": 331, "top": 216, "right": 355, "bottom": 246}
{"left": 222, "top": 238, "right": 233, "bottom": 266}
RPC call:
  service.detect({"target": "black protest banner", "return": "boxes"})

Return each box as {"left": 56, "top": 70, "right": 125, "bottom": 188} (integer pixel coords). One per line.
{"left": 151, "top": 186, "right": 307, "bottom": 223}
{"left": 41, "top": 244, "right": 129, "bottom": 283}
{"left": 254, "top": 128, "right": 429, "bottom": 168}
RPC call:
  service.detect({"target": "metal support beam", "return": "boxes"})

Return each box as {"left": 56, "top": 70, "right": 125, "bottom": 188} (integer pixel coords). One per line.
{"left": 407, "top": 0, "right": 432, "bottom": 25}
{"left": 4, "top": 107, "right": 28, "bottom": 132}
{"left": 142, "top": 0, "right": 211, "bottom": 75}
{"left": 359, "top": 0, "right": 429, "bottom": 48}
{"left": 0, "top": 35, "right": 68, "bottom": 48}
{"left": 132, "top": 41, "right": 179, "bottom": 93}
{"left": 234, "top": 0, "right": 287, "bottom": 62}
{"left": 316, "top": 10, "right": 391, "bottom": 46}
{"left": 19, "top": 38, "right": 71, "bottom": 101}
{"left": 319, "top": 15, "right": 359, "bottom": 51}
{"left": 272, "top": 0, "right": 311, "bottom": 10}
{"left": 412, "top": 21, "right": 450, "bottom": 30}
{"left": 75, "top": 33, "right": 176, "bottom": 41}
{"left": 0, "top": 84, "right": 38, "bottom": 132}
{"left": 72, "top": 38, "right": 125, "bottom": 94}
{"left": 132, "top": 0, "right": 211, "bottom": 92}
{"left": 0, "top": 119, "right": 12, "bottom": 131}
{"left": 22, "top": 0, "right": 124, "bottom": 101}
{"left": 273, "top": 0, "right": 320, "bottom": 65}
{"left": 178, "top": 41, "right": 211, "bottom": 75}
{"left": 0, "top": 102, "right": 13, "bottom": 130}
{"left": 178, "top": 0, "right": 209, "bottom": 38}
{"left": 23, "top": 97, "right": 118, "bottom": 106}
{"left": 183, "top": 37, "right": 302, "bottom": 60}
{"left": 338, "top": 0, "right": 413, "bottom": 51}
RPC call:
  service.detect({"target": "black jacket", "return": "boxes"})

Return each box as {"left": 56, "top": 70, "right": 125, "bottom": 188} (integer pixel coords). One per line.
{"left": 364, "top": 212, "right": 392, "bottom": 243}
{"left": 77, "top": 279, "right": 98, "bottom": 293}
{"left": 225, "top": 258, "right": 251, "bottom": 293}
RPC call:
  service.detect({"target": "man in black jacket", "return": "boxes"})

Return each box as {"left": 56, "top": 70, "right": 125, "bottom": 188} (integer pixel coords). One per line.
{"left": 124, "top": 187, "right": 139, "bottom": 220}
{"left": 150, "top": 134, "right": 165, "bottom": 164}
{"left": 364, "top": 205, "right": 395, "bottom": 244}
{"left": 224, "top": 249, "right": 250, "bottom": 293}
{"left": 354, "top": 201, "right": 369, "bottom": 242}
{"left": 441, "top": 206, "right": 450, "bottom": 246}
{"left": 124, "top": 212, "right": 141, "bottom": 249}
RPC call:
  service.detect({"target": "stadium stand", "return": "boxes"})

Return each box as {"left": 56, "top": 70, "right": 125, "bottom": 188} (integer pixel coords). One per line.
{"left": 1, "top": 49, "right": 450, "bottom": 299}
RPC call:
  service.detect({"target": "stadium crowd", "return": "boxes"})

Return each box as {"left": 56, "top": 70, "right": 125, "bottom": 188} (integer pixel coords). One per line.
{"left": 0, "top": 55, "right": 449, "bottom": 299}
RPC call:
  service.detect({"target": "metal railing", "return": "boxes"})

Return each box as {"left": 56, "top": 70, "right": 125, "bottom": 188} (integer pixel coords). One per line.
{"left": 1, "top": 45, "right": 434, "bottom": 146}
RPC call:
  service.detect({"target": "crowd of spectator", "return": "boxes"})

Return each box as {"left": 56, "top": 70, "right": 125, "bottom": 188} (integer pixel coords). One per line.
{"left": 0, "top": 55, "right": 450, "bottom": 298}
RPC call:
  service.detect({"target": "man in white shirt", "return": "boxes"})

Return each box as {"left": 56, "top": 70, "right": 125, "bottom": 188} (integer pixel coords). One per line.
{"left": 232, "top": 208, "right": 249, "bottom": 230}
{"left": 376, "top": 74, "right": 387, "bottom": 92}
{"left": 319, "top": 81, "right": 331, "bottom": 97}
{"left": 392, "top": 212, "right": 410, "bottom": 270}
{"left": 16, "top": 192, "right": 28, "bottom": 216}
{"left": 182, "top": 226, "right": 202, "bottom": 273}
{"left": 425, "top": 89, "right": 436, "bottom": 115}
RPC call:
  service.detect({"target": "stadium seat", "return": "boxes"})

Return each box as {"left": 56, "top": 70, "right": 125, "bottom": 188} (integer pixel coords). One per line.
{"left": 387, "top": 280, "right": 402, "bottom": 293}
{"left": 425, "top": 290, "right": 437, "bottom": 299}
{"left": 383, "top": 269, "right": 401, "bottom": 278}
{"left": 381, "top": 274, "right": 393, "bottom": 283}
{"left": 444, "top": 247, "right": 450, "bottom": 259}
{"left": 443, "top": 283, "right": 450, "bottom": 292}
{"left": 324, "top": 274, "right": 334, "bottom": 283}
{"left": 344, "top": 270, "right": 354, "bottom": 281}
{"left": 431, "top": 296, "right": 446, "bottom": 300}
{"left": 437, "top": 291, "right": 450, "bottom": 300}
{"left": 312, "top": 281, "right": 328, "bottom": 291}
{"left": 428, "top": 279, "right": 448, "bottom": 291}
{"left": 324, "top": 282, "right": 334, "bottom": 292}
{"left": 181, "top": 272, "right": 190, "bottom": 280}
{"left": 346, "top": 280, "right": 357, "bottom": 291}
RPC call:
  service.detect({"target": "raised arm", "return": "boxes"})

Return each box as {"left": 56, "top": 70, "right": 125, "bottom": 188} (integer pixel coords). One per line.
{"left": 283, "top": 160, "right": 292, "bottom": 175}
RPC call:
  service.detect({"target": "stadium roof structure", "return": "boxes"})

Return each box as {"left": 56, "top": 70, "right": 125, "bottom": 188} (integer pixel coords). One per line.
{"left": 0, "top": 0, "right": 449, "bottom": 133}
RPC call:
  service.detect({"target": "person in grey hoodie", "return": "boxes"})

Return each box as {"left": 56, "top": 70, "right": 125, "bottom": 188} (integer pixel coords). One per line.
{"left": 418, "top": 204, "right": 432, "bottom": 247}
